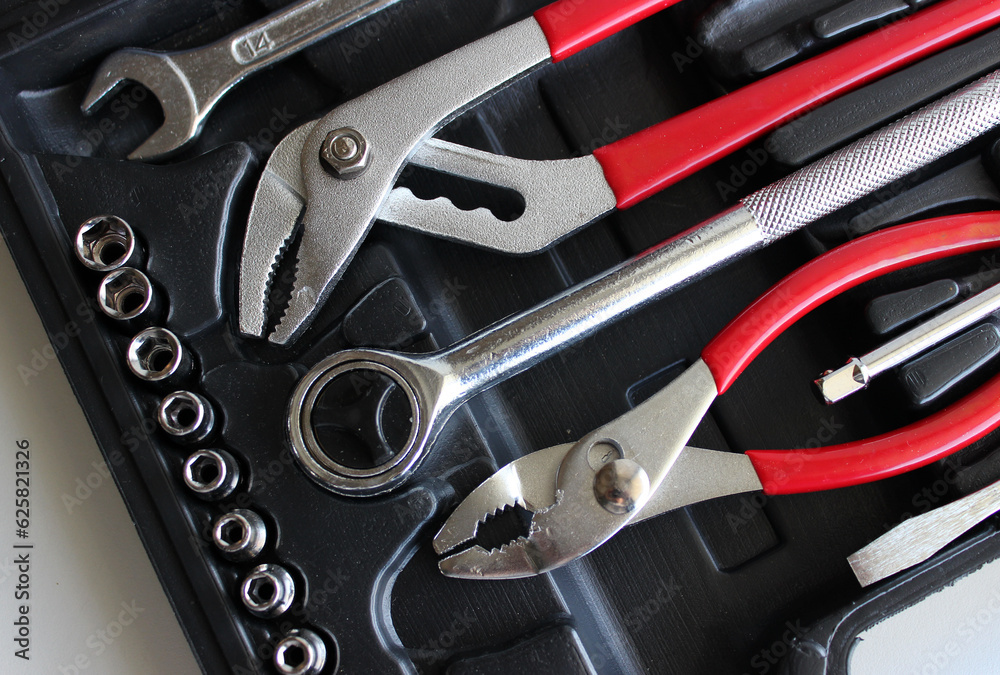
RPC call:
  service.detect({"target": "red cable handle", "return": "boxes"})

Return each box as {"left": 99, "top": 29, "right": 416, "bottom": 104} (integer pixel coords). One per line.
{"left": 748, "top": 373, "right": 1000, "bottom": 495}
{"left": 703, "top": 214, "right": 1000, "bottom": 392}
{"left": 593, "top": 0, "right": 1000, "bottom": 209}
{"left": 534, "top": 0, "right": 682, "bottom": 62}
{"left": 697, "top": 213, "right": 1000, "bottom": 495}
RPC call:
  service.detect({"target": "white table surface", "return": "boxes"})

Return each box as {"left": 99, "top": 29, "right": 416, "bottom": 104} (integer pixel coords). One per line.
{"left": 0, "top": 240, "right": 198, "bottom": 674}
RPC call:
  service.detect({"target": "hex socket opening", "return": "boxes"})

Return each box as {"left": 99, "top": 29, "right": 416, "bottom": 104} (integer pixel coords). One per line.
{"left": 158, "top": 391, "right": 215, "bottom": 443}
{"left": 99, "top": 268, "right": 155, "bottom": 321}
{"left": 75, "top": 215, "right": 139, "bottom": 271}
{"left": 183, "top": 449, "right": 238, "bottom": 500}
{"left": 241, "top": 564, "right": 295, "bottom": 618}
{"left": 128, "top": 327, "right": 188, "bottom": 382}
{"left": 212, "top": 510, "right": 266, "bottom": 561}
{"left": 275, "top": 629, "right": 328, "bottom": 675}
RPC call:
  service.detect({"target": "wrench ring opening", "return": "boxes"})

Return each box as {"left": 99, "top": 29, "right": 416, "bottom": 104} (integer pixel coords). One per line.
{"left": 289, "top": 355, "right": 428, "bottom": 496}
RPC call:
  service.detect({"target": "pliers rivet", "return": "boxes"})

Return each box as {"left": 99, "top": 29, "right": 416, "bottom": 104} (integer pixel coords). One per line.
{"left": 593, "top": 459, "right": 649, "bottom": 515}
{"left": 321, "top": 127, "right": 370, "bottom": 177}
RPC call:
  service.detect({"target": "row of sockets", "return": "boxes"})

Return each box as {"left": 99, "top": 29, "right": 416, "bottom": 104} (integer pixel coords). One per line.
{"left": 73, "top": 215, "right": 331, "bottom": 675}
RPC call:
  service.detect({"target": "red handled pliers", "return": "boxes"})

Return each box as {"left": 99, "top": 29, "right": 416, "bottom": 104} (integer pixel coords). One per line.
{"left": 239, "top": 0, "right": 1000, "bottom": 343}
{"left": 433, "top": 212, "right": 1000, "bottom": 578}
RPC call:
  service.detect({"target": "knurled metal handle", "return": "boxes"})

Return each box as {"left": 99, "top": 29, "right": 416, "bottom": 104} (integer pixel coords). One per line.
{"left": 743, "top": 69, "right": 1000, "bottom": 242}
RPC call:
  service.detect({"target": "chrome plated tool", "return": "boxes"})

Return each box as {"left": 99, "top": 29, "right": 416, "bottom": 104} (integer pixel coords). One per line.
{"left": 434, "top": 212, "right": 1000, "bottom": 578}
{"left": 274, "top": 629, "right": 327, "bottom": 675}
{"left": 239, "top": 0, "right": 1000, "bottom": 344}
{"left": 82, "top": 0, "right": 403, "bottom": 160}
{"left": 817, "top": 280, "right": 1000, "bottom": 403}
{"left": 849, "top": 478, "right": 1000, "bottom": 587}
{"left": 289, "top": 72, "right": 1000, "bottom": 497}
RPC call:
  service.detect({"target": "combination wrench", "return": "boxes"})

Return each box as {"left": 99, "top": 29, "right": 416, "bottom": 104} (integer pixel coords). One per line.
{"left": 289, "top": 69, "right": 1000, "bottom": 497}
{"left": 82, "top": 0, "right": 402, "bottom": 160}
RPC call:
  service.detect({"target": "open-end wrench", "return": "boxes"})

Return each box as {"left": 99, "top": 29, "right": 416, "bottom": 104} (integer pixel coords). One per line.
{"left": 82, "top": 0, "right": 402, "bottom": 160}
{"left": 287, "top": 69, "right": 1000, "bottom": 496}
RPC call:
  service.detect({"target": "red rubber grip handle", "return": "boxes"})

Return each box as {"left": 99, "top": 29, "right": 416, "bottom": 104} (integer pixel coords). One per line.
{"left": 749, "top": 371, "right": 1000, "bottom": 495}
{"left": 593, "top": 0, "right": 1000, "bottom": 209}
{"left": 702, "top": 213, "right": 1000, "bottom": 393}
{"left": 534, "top": 0, "right": 681, "bottom": 62}
{"left": 699, "top": 212, "right": 1000, "bottom": 495}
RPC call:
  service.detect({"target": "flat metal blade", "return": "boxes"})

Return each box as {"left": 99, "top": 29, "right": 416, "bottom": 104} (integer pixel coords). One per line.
{"left": 849, "top": 479, "right": 1000, "bottom": 587}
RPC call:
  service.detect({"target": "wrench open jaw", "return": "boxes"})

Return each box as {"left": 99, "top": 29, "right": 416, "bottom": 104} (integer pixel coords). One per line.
{"left": 81, "top": 0, "right": 408, "bottom": 160}
{"left": 82, "top": 48, "right": 206, "bottom": 161}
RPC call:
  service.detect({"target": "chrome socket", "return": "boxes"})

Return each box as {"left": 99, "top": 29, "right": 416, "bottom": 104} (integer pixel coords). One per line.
{"left": 157, "top": 391, "right": 215, "bottom": 444}
{"left": 75, "top": 215, "right": 142, "bottom": 271}
{"left": 274, "top": 629, "right": 328, "bottom": 675}
{"left": 98, "top": 268, "right": 159, "bottom": 324}
{"left": 127, "top": 327, "right": 191, "bottom": 385}
{"left": 212, "top": 510, "right": 266, "bottom": 561}
{"left": 182, "top": 449, "right": 239, "bottom": 501}
{"left": 241, "top": 564, "right": 295, "bottom": 618}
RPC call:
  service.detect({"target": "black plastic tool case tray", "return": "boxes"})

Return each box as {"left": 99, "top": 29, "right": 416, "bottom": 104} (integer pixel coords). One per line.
{"left": 4, "top": 0, "right": 1000, "bottom": 673}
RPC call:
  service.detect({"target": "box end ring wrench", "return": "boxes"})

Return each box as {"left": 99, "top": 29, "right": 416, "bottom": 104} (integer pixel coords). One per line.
{"left": 246, "top": 0, "right": 1000, "bottom": 344}
{"left": 287, "top": 70, "right": 1000, "bottom": 497}
{"left": 81, "top": 0, "right": 407, "bottom": 161}
{"left": 434, "top": 212, "right": 1000, "bottom": 578}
